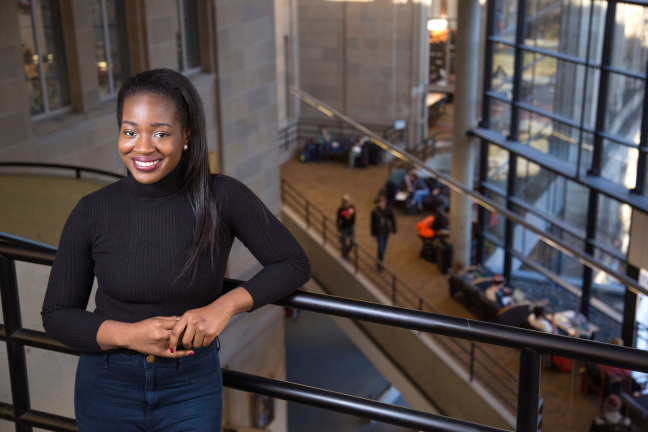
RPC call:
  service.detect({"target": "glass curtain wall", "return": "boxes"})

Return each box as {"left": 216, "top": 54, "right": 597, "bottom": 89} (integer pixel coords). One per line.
{"left": 479, "top": 0, "right": 648, "bottom": 343}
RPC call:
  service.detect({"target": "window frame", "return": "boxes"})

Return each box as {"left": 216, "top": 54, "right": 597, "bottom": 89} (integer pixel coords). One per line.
{"left": 478, "top": 0, "right": 648, "bottom": 343}
{"left": 177, "top": 0, "right": 202, "bottom": 75}
{"left": 24, "top": 0, "right": 71, "bottom": 121}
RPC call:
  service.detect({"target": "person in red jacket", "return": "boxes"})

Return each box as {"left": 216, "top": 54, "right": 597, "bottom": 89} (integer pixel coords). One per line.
{"left": 337, "top": 194, "right": 356, "bottom": 259}
{"left": 416, "top": 215, "right": 435, "bottom": 239}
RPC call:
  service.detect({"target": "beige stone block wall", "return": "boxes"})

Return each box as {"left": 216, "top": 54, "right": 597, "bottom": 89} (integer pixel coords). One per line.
{"left": 297, "top": 0, "right": 429, "bottom": 145}
{"left": 144, "top": 0, "right": 179, "bottom": 70}
{"left": 0, "top": 2, "right": 34, "bottom": 160}
{"left": 215, "top": 0, "right": 281, "bottom": 211}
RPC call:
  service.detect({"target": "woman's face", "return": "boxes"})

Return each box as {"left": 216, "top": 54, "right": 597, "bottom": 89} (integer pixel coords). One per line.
{"left": 118, "top": 93, "right": 188, "bottom": 184}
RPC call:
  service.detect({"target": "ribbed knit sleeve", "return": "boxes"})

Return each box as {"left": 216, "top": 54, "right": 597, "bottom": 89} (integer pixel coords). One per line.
{"left": 41, "top": 198, "right": 107, "bottom": 353}
{"left": 219, "top": 177, "right": 311, "bottom": 309}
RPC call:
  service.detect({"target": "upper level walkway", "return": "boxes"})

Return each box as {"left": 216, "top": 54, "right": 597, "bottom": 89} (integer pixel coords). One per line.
{"left": 280, "top": 155, "right": 602, "bottom": 432}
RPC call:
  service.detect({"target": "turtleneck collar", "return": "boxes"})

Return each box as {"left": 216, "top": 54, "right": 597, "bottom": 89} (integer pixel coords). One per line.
{"left": 122, "top": 163, "right": 185, "bottom": 199}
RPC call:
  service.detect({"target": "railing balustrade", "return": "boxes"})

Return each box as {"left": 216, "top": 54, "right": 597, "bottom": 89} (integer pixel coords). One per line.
{"left": 277, "top": 116, "right": 405, "bottom": 153}
{"left": 3, "top": 234, "right": 648, "bottom": 432}
{"left": 280, "top": 178, "right": 520, "bottom": 410}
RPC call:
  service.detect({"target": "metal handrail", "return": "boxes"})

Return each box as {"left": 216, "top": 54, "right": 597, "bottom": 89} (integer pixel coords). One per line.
{"left": 0, "top": 162, "right": 124, "bottom": 181}
{"left": 280, "top": 178, "right": 520, "bottom": 409}
{"left": 277, "top": 116, "right": 405, "bottom": 154}
{"left": 3, "top": 233, "right": 648, "bottom": 432}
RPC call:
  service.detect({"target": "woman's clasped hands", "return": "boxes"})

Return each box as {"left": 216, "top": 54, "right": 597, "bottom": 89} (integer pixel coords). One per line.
{"left": 97, "top": 287, "right": 252, "bottom": 357}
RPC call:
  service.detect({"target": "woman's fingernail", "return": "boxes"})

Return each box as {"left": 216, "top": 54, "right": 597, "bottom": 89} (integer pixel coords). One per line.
{"left": 169, "top": 348, "right": 174, "bottom": 353}
{"left": 189, "top": 351, "right": 194, "bottom": 356}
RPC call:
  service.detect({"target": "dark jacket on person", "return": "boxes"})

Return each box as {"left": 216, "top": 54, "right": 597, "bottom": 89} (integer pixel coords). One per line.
{"left": 371, "top": 207, "right": 396, "bottom": 237}
{"left": 337, "top": 205, "right": 356, "bottom": 231}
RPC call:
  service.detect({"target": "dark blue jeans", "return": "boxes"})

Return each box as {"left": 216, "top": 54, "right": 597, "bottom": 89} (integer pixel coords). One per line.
{"left": 75, "top": 343, "right": 222, "bottom": 431}
{"left": 339, "top": 227, "right": 354, "bottom": 258}
{"left": 377, "top": 234, "right": 388, "bottom": 263}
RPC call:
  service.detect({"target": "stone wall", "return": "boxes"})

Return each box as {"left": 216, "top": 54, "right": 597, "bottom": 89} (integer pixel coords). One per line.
{"left": 297, "top": 0, "right": 429, "bottom": 147}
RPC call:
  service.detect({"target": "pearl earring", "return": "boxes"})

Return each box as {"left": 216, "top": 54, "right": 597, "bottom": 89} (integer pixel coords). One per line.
{"left": 183, "top": 144, "right": 188, "bottom": 151}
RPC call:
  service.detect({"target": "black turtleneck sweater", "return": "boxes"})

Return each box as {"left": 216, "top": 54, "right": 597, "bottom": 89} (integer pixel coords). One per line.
{"left": 41, "top": 167, "right": 311, "bottom": 353}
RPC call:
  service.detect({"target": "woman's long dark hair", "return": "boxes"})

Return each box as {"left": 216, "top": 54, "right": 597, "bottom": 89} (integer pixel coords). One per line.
{"left": 117, "top": 69, "right": 218, "bottom": 282}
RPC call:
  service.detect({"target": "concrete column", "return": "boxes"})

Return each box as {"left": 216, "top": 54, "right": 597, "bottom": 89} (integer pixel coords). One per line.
{"left": 450, "top": 0, "right": 481, "bottom": 266}
{"left": 408, "top": 0, "right": 429, "bottom": 149}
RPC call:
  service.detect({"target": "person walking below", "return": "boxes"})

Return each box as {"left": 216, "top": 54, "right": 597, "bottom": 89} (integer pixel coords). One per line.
{"left": 371, "top": 195, "right": 397, "bottom": 270}
{"left": 337, "top": 195, "right": 356, "bottom": 259}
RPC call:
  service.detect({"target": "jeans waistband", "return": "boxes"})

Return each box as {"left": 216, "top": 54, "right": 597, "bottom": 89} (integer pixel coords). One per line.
{"left": 96, "top": 338, "right": 220, "bottom": 366}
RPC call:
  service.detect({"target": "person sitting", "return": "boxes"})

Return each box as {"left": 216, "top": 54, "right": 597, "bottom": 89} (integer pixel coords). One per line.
{"left": 598, "top": 338, "right": 632, "bottom": 395}
{"left": 385, "top": 167, "right": 407, "bottom": 207}
{"left": 416, "top": 214, "right": 435, "bottom": 240}
{"left": 410, "top": 173, "right": 431, "bottom": 213}
{"left": 527, "top": 305, "right": 555, "bottom": 333}
{"left": 416, "top": 214, "right": 436, "bottom": 261}
{"left": 589, "top": 394, "right": 632, "bottom": 432}
{"left": 431, "top": 207, "right": 450, "bottom": 235}
{"left": 451, "top": 261, "right": 478, "bottom": 283}
{"left": 485, "top": 274, "right": 512, "bottom": 308}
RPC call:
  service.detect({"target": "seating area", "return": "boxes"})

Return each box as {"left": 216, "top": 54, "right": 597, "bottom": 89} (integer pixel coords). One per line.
{"left": 448, "top": 272, "right": 532, "bottom": 326}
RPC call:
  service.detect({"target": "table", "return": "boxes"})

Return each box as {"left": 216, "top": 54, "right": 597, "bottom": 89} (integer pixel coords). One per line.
{"left": 427, "top": 92, "right": 447, "bottom": 118}
{"left": 553, "top": 310, "right": 600, "bottom": 339}
{"left": 426, "top": 92, "right": 446, "bottom": 107}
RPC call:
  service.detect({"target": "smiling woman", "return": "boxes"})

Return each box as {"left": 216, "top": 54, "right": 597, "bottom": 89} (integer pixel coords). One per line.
{"left": 41, "top": 68, "right": 311, "bottom": 432}
{"left": 118, "top": 93, "right": 187, "bottom": 184}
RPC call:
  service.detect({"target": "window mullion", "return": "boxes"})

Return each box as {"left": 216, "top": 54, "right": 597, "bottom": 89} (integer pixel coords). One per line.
{"left": 509, "top": 0, "right": 528, "bottom": 141}
{"left": 177, "top": 0, "right": 188, "bottom": 71}
{"left": 590, "top": 1, "right": 616, "bottom": 177}
{"left": 633, "top": 57, "right": 648, "bottom": 194}
{"left": 32, "top": 0, "right": 50, "bottom": 113}
{"left": 480, "top": 0, "right": 496, "bottom": 128}
{"left": 100, "top": 0, "right": 115, "bottom": 94}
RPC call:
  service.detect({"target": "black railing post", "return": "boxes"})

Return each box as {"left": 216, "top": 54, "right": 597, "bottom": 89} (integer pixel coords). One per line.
{"left": 391, "top": 277, "right": 397, "bottom": 306}
{"left": 305, "top": 202, "right": 310, "bottom": 228}
{"left": 516, "top": 348, "right": 541, "bottom": 432}
{"left": 469, "top": 343, "right": 475, "bottom": 382}
{"left": 0, "top": 256, "right": 32, "bottom": 432}
{"left": 353, "top": 243, "right": 359, "bottom": 274}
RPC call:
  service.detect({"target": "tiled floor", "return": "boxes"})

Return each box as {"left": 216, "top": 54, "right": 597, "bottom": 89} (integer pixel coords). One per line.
{"left": 280, "top": 136, "right": 602, "bottom": 431}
